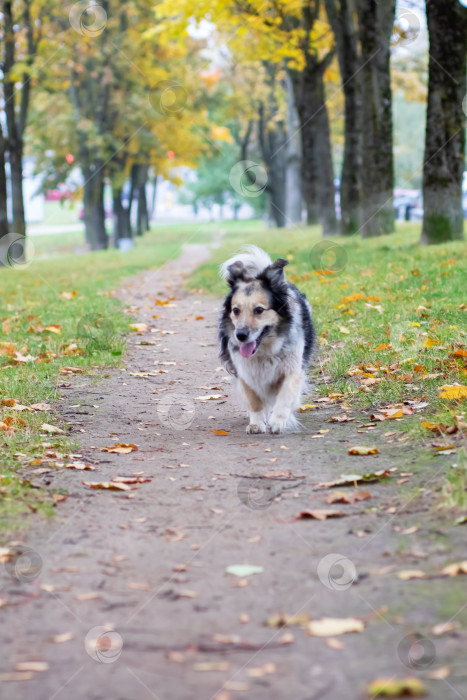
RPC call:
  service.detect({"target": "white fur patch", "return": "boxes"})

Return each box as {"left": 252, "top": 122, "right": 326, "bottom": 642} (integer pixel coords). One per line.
{"left": 220, "top": 245, "right": 272, "bottom": 282}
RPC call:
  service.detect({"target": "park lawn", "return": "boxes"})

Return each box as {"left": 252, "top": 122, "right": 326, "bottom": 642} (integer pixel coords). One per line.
{"left": 0, "top": 220, "right": 230, "bottom": 533}
{"left": 189, "top": 221, "right": 467, "bottom": 450}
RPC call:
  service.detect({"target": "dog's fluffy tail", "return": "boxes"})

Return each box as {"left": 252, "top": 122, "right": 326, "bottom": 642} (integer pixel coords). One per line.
{"left": 220, "top": 245, "right": 272, "bottom": 282}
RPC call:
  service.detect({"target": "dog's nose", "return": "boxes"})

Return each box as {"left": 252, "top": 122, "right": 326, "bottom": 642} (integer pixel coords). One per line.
{"left": 236, "top": 329, "right": 249, "bottom": 342}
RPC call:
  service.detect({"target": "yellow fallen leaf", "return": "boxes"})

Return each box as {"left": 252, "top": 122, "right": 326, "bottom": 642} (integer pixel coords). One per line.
{"left": 298, "top": 404, "right": 316, "bottom": 412}
{"left": 83, "top": 481, "right": 131, "bottom": 491}
{"left": 45, "top": 325, "right": 62, "bottom": 334}
{"left": 129, "top": 323, "right": 148, "bottom": 332}
{"left": 307, "top": 617, "right": 364, "bottom": 637}
{"left": 439, "top": 385, "right": 467, "bottom": 400}
{"left": 41, "top": 423, "right": 64, "bottom": 434}
{"left": 211, "top": 429, "right": 229, "bottom": 435}
{"left": 15, "top": 662, "right": 49, "bottom": 672}
{"left": 441, "top": 561, "right": 467, "bottom": 577}
{"left": 396, "top": 570, "right": 426, "bottom": 580}
{"left": 101, "top": 443, "right": 138, "bottom": 454}
{"left": 367, "top": 677, "right": 427, "bottom": 697}
{"left": 431, "top": 621, "right": 458, "bottom": 636}
{"left": 339, "top": 326, "right": 350, "bottom": 334}
{"left": 60, "top": 291, "right": 77, "bottom": 300}
{"left": 348, "top": 446, "right": 379, "bottom": 456}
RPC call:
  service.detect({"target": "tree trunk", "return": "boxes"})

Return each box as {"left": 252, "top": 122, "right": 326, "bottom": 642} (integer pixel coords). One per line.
{"left": 0, "top": 123, "right": 9, "bottom": 239}
{"left": 83, "top": 169, "right": 107, "bottom": 250}
{"left": 284, "top": 73, "right": 303, "bottom": 224}
{"left": 289, "top": 56, "right": 338, "bottom": 235}
{"left": 325, "top": 0, "right": 362, "bottom": 234}
{"left": 357, "top": 0, "right": 396, "bottom": 237}
{"left": 421, "top": 1, "right": 467, "bottom": 244}
{"left": 8, "top": 146, "right": 26, "bottom": 237}
{"left": 258, "top": 112, "right": 287, "bottom": 228}
{"left": 112, "top": 188, "right": 132, "bottom": 246}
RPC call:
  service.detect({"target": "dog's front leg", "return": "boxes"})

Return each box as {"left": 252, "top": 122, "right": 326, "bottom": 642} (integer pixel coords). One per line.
{"left": 241, "top": 380, "right": 267, "bottom": 434}
{"left": 269, "top": 373, "right": 302, "bottom": 434}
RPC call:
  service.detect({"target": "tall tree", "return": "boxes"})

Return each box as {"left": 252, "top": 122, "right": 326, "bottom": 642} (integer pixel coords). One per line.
{"left": 356, "top": 0, "right": 396, "bottom": 237}
{"left": 421, "top": 0, "right": 467, "bottom": 244}
{"left": 324, "top": 0, "right": 362, "bottom": 234}
{"left": 2, "top": 0, "right": 39, "bottom": 238}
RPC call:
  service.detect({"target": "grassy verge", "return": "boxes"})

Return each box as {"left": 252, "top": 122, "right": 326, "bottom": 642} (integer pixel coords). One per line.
{"left": 189, "top": 221, "right": 467, "bottom": 449}
{"left": 0, "top": 221, "right": 224, "bottom": 535}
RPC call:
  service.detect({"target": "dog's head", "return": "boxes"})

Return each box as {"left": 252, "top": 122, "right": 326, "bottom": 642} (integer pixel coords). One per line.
{"left": 224, "top": 258, "right": 289, "bottom": 358}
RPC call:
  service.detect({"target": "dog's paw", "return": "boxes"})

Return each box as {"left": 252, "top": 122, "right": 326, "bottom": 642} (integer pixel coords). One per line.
{"left": 268, "top": 415, "right": 288, "bottom": 434}
{"left": 247, "top": 423, "right": 267, "bottom": 434}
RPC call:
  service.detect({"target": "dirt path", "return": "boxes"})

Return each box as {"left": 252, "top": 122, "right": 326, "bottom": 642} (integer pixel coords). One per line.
{"left": 1, "top": 243, "right": 466, "bottom": 700}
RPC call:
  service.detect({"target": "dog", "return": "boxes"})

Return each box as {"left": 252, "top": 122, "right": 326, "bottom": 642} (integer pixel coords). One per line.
{"left": 218, "top": 246, "right": 315, "bottom": 434}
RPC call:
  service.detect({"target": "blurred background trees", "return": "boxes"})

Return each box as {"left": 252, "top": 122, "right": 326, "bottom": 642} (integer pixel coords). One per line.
{"left": 0, "top": 0, "right": 465, "bottom": 250}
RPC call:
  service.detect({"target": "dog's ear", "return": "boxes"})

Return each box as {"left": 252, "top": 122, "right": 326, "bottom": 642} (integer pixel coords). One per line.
{"left": 226, "top": 260, "right": 247, "bottom": 287}
{"left": 261, "top": 258, "right": 289, "bottom": 286}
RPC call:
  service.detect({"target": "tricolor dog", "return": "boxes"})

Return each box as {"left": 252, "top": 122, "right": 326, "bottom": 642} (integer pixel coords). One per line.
{"left": 218, "top": 246, "right": 315, "bottom": 434}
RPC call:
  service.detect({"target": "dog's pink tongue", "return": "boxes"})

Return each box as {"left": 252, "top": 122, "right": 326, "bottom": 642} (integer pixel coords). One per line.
{"left": 239, "top": 341, "right": 257, "bottom": 358}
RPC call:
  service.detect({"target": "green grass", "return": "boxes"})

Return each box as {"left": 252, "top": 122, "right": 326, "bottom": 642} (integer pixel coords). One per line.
{"left": 0, "top": 221, "right": 225, "bottom": 536}
{"left": 189, "top": 220, "right": 467, "bottom": 440}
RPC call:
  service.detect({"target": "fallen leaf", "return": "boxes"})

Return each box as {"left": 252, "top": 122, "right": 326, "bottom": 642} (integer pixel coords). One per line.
{"left": 60, "top": 291, "right": 77, "bottom": 300}
{"left": 265, "top": 612, "right": 310, "bottom": 628}
{"left": 195, "top": 394, "right": 225, "bottom": 401}
{"left": 0, "top": 672, "right": 34, "bottom": 682}
{"left": 15, "top": 662, "right": 49, "bottom": 672}
{"left": 45, "top": 324, "right": 62, "bottom": 334}
{"left": 82, "top": 481, "right": 131, "bottom": 491}
{"left": 348, "top": 446, "right": 379, "bottom": 456}
{"left": 298, "top": 404, "right": 316, "bottom": 412}
{"left": 439, "top": 385, "right": 467, "bottom": 400}
{"left": 441, "top": 561, "right": 467, "bottom": 577}
{"left": 326, "top": 490, "right": 371, "bottom": 505}
{"left": 307, "top": 617, "right": 364, "bottom": 637}
{"left": 316, "top": 470, "right": 391, "bottom": 488}
{"left": 129, "top": 323, "right": 148, "bottom": 332}
{"left": 296, "top": 509, "right": 346, "bottom": 520}
{"left": 226, "top": 565, "right": 263, "bottom": 577}
{"left": 329, "top": 414, "right": 354, "bottom": 423}
{"left": 247, "top": 663, "right": 276, "bottom": 677}
{"left": 426, "top": 666, "right": 451, "bottom": 680}
{"left": 326, "top": 637, "right": 345, "bottom": 650}
{"left": 396, "top": 570, "right": 426, "bottom": 580}
{"left": 431, "top": 621, "right": 458, "bottom": 636}
{"left": 30, "top": 403, "right": 52, "bottom": 411}
{"left": 211, "top": 429, "right": 229, "bottom": 435}
{"left": 74, "top": 591, "right": 101, "bottom": 601}
{"left": 59, "top": 366, "right": 84, "bottom": 375}
{"left": 101, "top": 443, "right": 138, "bottom": 454}
{"left": 49, "top": 632, "right": 74, "bottom": 643}
{"left": 366, "top": 677, "right": 426, "bottom": 697}
{"left": 41, "top": 423, "right": 64, "bottom": 434}
{"left": 193, "top": 662, "right": 230, "bottom": 672}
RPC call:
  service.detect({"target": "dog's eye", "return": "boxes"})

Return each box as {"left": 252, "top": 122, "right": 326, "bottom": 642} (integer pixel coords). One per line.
{"left": 254, "top": 307, "right": 264, "bottom": 315}
{"left": 232, "top": 307, "right": 240, "bottom": 316}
